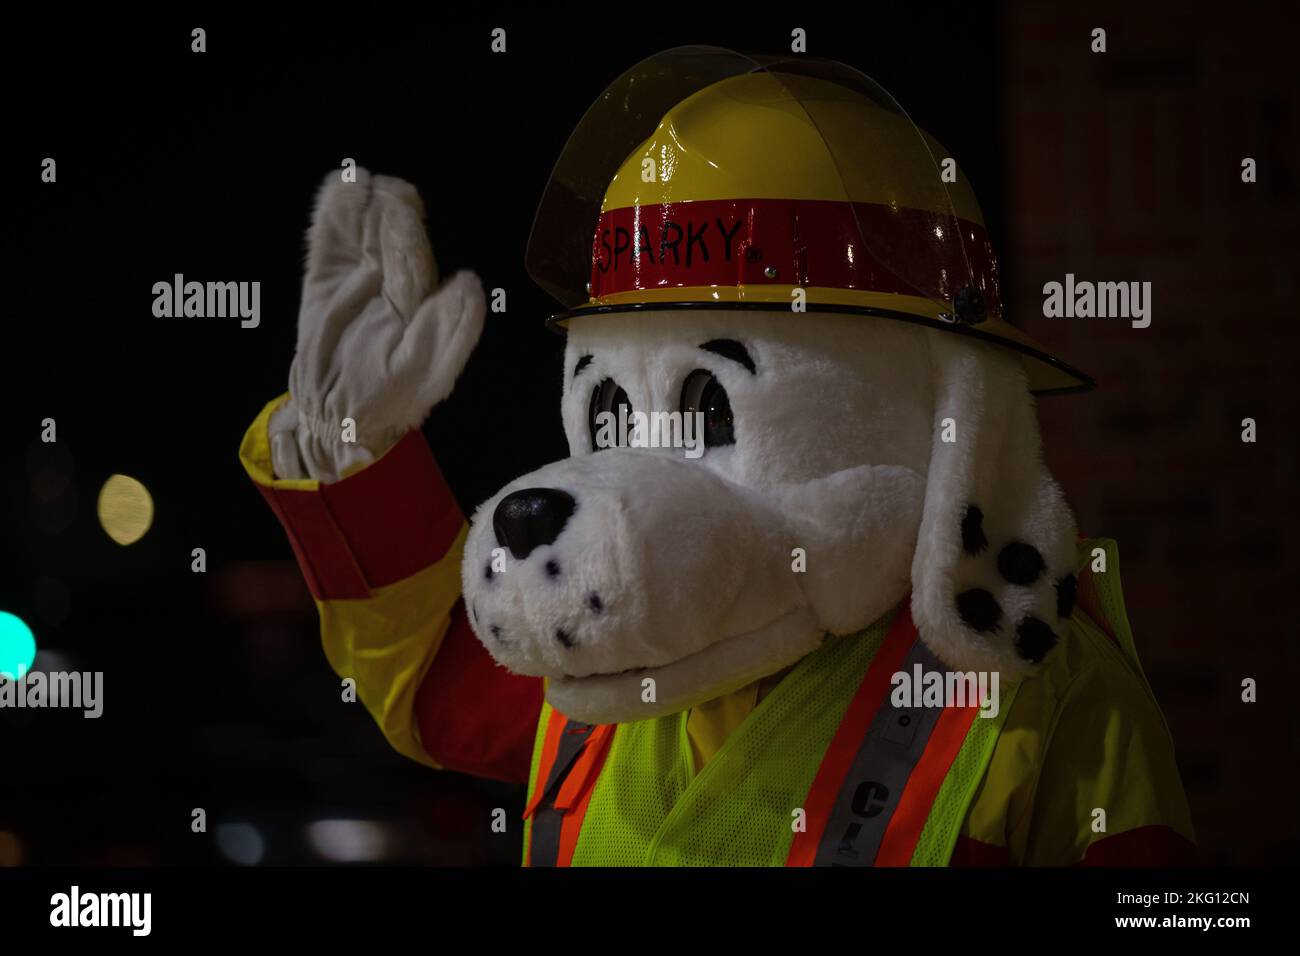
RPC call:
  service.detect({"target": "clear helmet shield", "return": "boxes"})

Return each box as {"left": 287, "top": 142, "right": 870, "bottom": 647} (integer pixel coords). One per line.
{"left": 766, "top": 58, "right": 1000, "bottom": 322}
{"left": 524, "top": 46, "right": 986, "bottom": 318}
{"left": 525, "top": 46, "right": 762, "bottom": 308}
{"left": 525, "top": 46, "right": 1090, "bottom": 393}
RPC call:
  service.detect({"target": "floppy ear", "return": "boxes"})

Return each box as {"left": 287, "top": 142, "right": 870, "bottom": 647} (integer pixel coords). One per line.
{"left": 910, "top": 332, "right": 1080, "bottom": 682}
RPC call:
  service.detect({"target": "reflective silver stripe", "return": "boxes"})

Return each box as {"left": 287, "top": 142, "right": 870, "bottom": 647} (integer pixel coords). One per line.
{"left": 529, "top": 720, "right": 594, "bottom": 867}
{"left": 812, "top": 640, "right": 947, "bottom": 867}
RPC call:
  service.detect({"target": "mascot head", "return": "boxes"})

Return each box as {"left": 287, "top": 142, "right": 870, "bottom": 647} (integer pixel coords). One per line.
{"left": 462, "top": 48, "right": 1093, "bottom": 724}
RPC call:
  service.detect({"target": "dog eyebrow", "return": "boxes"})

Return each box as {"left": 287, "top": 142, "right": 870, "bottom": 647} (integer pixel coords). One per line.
{"left": 699, "top": 339, "right": 756, "bottom": 374}
{"left": 573, "top": 354, "right": 594, "bottom": 379}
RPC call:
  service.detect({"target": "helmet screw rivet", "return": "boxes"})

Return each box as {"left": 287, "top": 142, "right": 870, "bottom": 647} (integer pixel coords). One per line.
{"left": 953, "top": 285, "right": 987, "bottom": 324}
{"left": 763, "top": 266, "right": 778, "bottom": 279}
{"left": 585, "top": 282, "right": 592, "bottom": 296}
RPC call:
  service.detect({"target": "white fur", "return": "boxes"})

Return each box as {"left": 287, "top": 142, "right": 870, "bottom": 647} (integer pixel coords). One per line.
{"left": 461, "top": 310, "right": 1079, "bottom": 723}
{"left": 462, "top": 312, "right": 933, "bottom": 723}
{"left": 270, "top": 171, "right": 1080, "bottom": 726}
{"left": 910, "top": 334, "right": 1079, "bottom": 681}
{"left": 272, "top": 168, "right": 486, "bottom": 483}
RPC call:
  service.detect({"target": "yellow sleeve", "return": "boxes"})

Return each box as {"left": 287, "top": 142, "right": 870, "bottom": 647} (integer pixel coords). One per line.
{"left": 316, "top": 533, "right": 468, "bottom": 768}
{"left": 239, "top": 394, "right": 468, "bottom": 768}
{"left": 1017, "top": 613, "right": 1196, "bottom": 864}
{"left": 961, "top": 539, "right": 1195, "bottom": 865}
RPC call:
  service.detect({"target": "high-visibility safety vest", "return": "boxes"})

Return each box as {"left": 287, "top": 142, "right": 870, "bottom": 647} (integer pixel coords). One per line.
{"left": 239, "top": 397, "right": 1193, "bottom": 865}
{"left": 522, "top": 604, "right": 1017, "bottom": 867}
{"left": 521, "top": 534, "right": 1179, "bottom": 867}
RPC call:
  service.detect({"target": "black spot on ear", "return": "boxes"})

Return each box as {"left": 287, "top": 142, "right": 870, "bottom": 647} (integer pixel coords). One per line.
{"left": 484, "top": 563, "right": 496, "bottom": 581}
{"left": 1014, "top": 616, "right": 1057, "bottom": 663}
{"left": 1056, "top": 574, "right": 1078, "bottom": 619}
{"left": 956, "top": 588, "right": 1001, "bottom": 632}
{"left": 587, "top": 592, "right": 604, "bottom": 613}
{"left": 961, "top": 505, "right": 988, "bottom": 555}
{"left": 555, "top": 628, "right": 576, "bottom": 649}
{"left": 489, "top": 624, "right": 502, "bottom": 639}
{"left": 545, "top": 559, "right": 561, "bottom": 578}
{"left": 997, "top": 542, "right": 1045, "bottom": 586}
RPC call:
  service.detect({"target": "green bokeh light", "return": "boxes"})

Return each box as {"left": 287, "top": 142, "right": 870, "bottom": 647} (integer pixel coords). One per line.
{"left": 0, "top": 611, "right": 36, "bottom": 679}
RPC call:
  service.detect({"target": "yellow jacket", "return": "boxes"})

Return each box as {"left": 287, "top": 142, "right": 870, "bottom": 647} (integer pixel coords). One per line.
{"left": 241, "top": 394, "right": 1196, "bottom": 865}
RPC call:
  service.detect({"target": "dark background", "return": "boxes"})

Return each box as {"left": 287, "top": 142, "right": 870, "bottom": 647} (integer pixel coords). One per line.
{"left": 2, "top": 5, "right": 1296, "bottom": 865}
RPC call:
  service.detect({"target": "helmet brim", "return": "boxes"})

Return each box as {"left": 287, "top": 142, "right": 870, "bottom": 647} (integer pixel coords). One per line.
{"left": 545, "top": 301, "right": 1095, "bottom": 396}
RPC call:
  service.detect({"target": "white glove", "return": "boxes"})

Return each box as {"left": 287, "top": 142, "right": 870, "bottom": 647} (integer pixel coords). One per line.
{"left": 269, "top": 169, "right": 486, "bottom": 482}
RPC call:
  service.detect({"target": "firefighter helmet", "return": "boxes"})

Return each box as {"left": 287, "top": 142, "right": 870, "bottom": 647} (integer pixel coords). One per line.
{"left": 526, "top": 46, "right": 1093, "bottom": 394}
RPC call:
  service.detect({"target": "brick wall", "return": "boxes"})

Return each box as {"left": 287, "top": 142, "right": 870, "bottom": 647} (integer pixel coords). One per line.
{"left": 1001, "top": 3, "right": 1299, "bottom": 863}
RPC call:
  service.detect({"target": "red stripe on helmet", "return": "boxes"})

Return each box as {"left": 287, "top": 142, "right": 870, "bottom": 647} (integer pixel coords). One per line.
{"left": 589, "top": 198, "right": 1001, "bottom": 315}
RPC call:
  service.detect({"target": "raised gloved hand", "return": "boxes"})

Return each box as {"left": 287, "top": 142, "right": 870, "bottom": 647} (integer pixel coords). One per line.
{"left": 269, "top": 169, "right": 486, "bottom": 482}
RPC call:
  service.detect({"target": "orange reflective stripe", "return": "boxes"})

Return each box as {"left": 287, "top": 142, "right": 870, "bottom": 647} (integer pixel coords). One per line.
{"left": 553, "top": 723, "right": 614, "bottom": 812}
{"left": 553, "top": 724, "right": 615, "bottom": 867}
{"left": 873, "top": 699, "right": 980, "bottom": 866}
{"left": 522, "top": 707, "right": 566, "bottom": 869}
{"left": 523, "top": 707, "right": 568, "bottom": 820}
{"left": 786, "top": 606, "right": 918, "bottom": 866}
{"left": 525, "top": 715, "right": 615, "bottom": 867}
{"left": 788, "top": 602, "right": 990, "bottom": 868}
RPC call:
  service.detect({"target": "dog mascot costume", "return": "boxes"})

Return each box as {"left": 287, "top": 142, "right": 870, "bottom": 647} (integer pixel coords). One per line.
{"left": 240, "top": 49, "right": 1195, "bottom": 866}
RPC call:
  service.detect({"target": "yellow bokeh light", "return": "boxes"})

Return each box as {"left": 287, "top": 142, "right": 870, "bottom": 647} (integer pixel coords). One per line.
{"left": 97, "top": 474, "right": 154, "bottom": 545}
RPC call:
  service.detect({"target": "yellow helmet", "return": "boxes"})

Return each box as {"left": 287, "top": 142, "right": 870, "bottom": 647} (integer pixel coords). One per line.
{"left": 527, "top": 47, "right": 1093, "bottom": 395}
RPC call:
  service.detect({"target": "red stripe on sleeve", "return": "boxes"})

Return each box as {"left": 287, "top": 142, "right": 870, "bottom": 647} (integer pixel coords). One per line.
{"left": 257, "top": 481, "right": 370, "bottom": 599}
{"left": 259, "top": 429, "right": 464, "bottom": 600}
{"left": 1077, "top": 825, "right": 1199, "bottom": 867}
{"left": 949, "top": 835, "right": 1014, "bottom": 866}
{"left": 414, "top": 602, "right": 545, "bottom": 785}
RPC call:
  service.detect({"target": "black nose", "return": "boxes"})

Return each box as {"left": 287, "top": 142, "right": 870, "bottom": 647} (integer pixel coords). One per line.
{"left": 492, "top": 488, "right": 577, "bottom": 560}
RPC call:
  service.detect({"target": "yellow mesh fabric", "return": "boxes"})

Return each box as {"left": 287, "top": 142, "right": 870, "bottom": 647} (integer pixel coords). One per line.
{"left": 1084, "top": 540, "right": 1149, "bottom": 681}
{"left": 571, "top": 613, "right": 894, "bottom": 866}
{"left": 917, "top": 538, "right": 1128, "bottom": 864}
{"left": 520, "top": 691, "right": 552, "bottom": 866}
{"left": 524, "top": 538, "right": 1190, "bottom": 866}
{"left": 565, "top": 708, "right": 696, "bottom": 865}
{"left": 946, "top": 538, "right": 1194, "bottom": 863}
{"left": 910, "top": 682, "right": 1019, "bottom": 865}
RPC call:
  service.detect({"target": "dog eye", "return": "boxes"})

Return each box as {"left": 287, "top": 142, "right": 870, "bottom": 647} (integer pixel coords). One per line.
{"left": 681, "top": 369, "right": 735, "bottom": 448}
{"left": 588, "top": 378, "right": 632, "bottom": 451}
